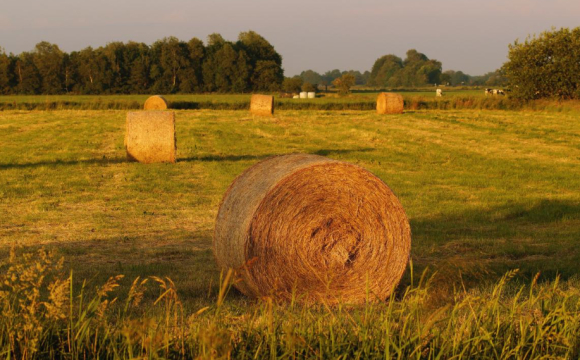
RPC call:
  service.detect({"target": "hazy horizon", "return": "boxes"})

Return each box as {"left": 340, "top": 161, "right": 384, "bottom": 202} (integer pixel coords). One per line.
{"left": 1, "top": 0, "right": 579, "bottom": 77}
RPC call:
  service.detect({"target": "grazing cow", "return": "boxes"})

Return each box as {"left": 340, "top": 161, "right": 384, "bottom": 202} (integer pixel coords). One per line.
{"left": 436, "top": 88, "right": 443, "bottom": 97}
{"left": 487, "top": 88, "right": 505, "bottom": 96}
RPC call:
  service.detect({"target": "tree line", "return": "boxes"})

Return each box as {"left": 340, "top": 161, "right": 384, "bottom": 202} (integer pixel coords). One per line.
{"left": 291, "top": 50, "right": 506, "bottom": 92}
{"left": 0, "top": 31, "right": 284, "bottom": 95}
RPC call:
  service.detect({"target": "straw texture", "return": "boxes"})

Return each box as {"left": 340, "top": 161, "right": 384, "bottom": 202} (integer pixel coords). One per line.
{"left": 144, "top": 95, "right": 169, "bottom": 110}
{"left": 214, "top": 154, "right": 411, "bottom": 304}
{"left": 376, "top": 93, "right": 404, "bottom": 114}
{"left": 250, "top": 94, "right": 274, "bottom": 116}
{"left": 125, "top": 111, "right": 176, "bottom": 163}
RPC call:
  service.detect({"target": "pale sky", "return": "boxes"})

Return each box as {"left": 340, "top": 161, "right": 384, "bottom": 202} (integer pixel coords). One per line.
{"left": 1, "top": 0, "right": 579, "bottom": 76}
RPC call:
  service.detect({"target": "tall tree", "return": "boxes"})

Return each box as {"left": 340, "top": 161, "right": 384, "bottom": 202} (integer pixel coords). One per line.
{"left": 179, "top": 37, "right": 205, "bottom": 93}
{"left": 76, "top": 47, "right": 111, "bottom": 94}
{"left": 15, "top": 52, "right": 41, "bottom": 94}
{"left": 32, "top": 42, "right": 65, "bottom": 94}
{"left": 368, "top": 55, "right": 403, "bottom": 86}
{"left": 102, "top": 42, "right": 128, "bottom": 93}
{"left": 125, "top": 42, "right": 151, "bottom": 93}
{"left": 150, "top": 37, "right": 190, "bottom": 93}
{"left": 0, "top": 48, "right": 13, "bottom": 94}
{"left": 332, "top": 73, "right": 356, "bottom": 95}
{"left": 251, "top": 60, "right": 283, "bottom": 91}
{"left": 237, "top": 30, "right": 283, "bottom": 90}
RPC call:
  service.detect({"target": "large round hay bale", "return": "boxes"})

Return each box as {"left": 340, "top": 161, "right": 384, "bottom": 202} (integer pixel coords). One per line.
{"left": 376, "top": 92, "right": 404, "bottom": 114}
{"left": 250, "top": 94, "right": 274, "bottom": 116}
{"left": 214, "top": 154, "right": 411, "bottom": 304}
{"left": 144, "top": 95, "right": 169, "bottom": 110}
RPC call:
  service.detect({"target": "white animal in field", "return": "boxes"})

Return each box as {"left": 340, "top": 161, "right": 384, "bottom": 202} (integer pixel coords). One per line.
{"left": 436, "top": 88, "right": 443, "bottom": 97}
{"left": 486, "top": 88, "right": 505, "bottom": 96}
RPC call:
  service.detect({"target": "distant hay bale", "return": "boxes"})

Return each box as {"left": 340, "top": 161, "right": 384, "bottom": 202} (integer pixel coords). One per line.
{"left": 376, "top": 92, "right": 404, "bottom": 114}
{"left": 125, "top": 111, "right": 176, "bottom": 163}
{"left": 307, "top": 92, "right": 316, "bottom": 99}
{"left": 250, "top": 94, "right": 274, "bottom": 116}
{"left": 214, "top": 154, "right": 411, "bottom": 304}
{"left": 300, "top": 92, "right": 308, "bottom": 99}
{"left": 144, "top": 95, "right": 169, "bottom": 110}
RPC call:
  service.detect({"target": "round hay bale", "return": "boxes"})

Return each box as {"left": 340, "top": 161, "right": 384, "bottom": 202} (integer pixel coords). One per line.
{"left": 144, "top": 95, "right": 169, "bottom": 110}
{"left": 376, "top": 92, "right": 404, "bottom": 114}
{"left": 214, "top": 154, "right": 411, "bottom": 304}
{"left": 250, "top": 94, "right": 274, "bottom": 116}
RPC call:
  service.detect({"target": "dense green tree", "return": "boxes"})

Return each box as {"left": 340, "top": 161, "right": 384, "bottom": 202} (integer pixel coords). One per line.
{"left": 484, "top": 69, "right": 508, "bottom": 87}
{"left": 300, "top": 70, "right": 323, "bottom": 86}
{"left": 322, "top": 69, "right": 342, "bottom": 85}
{"left": 178, "top": 37, "right": 205, "bottom": 93}
{"left": 341, "top": 70, "right": 367, "bottom": 85}
{"left": 14, "top": 52, "right": 41, "bottom": 94}
{"left": 441, "top": 70, "right": 469, "bottom": 86}
{"left": 503, "top": 27, "right": 580, "bottom": 99}
{"left": 32, "top": 42, "right": 65, "bottom": 94}
{"left": 101, "top": 42, "right": 128, "bottom": 93}
{"left": 367, "top": 50, "right": 441, "bottom": 87}
{"left": 237, "top": 31, "right": 285, "bottom": 91}
{"left": 368, "top": 55, "right": 403, "bottom": 86}
{"left": 0, "top": 31, "right": 283, "bottom": 94}
{"left": 332, "top": 73, "right": 356, "bottom": 95}
{"left": 203, "top": 40, "right": 250, "bottom": 93}
{"left": 125, "top": 42, "right": 151, "bottom": 93}
{"left": 149, "top": 37, "right": 190, "bottom": 93}
{"left": 0, "top": 49, "right": 13, "bottom": 94}
{"left": 251, "top": 60, "right": 283, "bottom": 91}
{"left": 282, "top": 77, "right": 303, "bottom": 93}
{"left": 76, "top": 47, "right": 109, "bottom": 94}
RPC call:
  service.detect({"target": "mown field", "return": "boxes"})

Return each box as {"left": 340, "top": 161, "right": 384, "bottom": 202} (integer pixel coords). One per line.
{"left": 1, "top": 106, "right": 580, "bottom": 358}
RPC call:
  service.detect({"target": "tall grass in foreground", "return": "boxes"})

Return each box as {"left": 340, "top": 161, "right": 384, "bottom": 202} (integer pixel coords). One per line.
{"left": 1, "top": 248, "right": 579, "bottom": 359}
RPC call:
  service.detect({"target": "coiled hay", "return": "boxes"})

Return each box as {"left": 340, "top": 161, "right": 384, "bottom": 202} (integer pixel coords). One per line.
{"left": 377, "top": 92, "right": 404, "bottom": 114}
{"left": 214, "top": 154, "right": 411, "bottom": 304}
{"left": 250, "top": 94, "right": 274, "bottom": 116}
{"left": 125, "top": 111, "right": 176, "bottom": 163}
{"left": 144, "top": 95, "right": 169, "bottom": 110}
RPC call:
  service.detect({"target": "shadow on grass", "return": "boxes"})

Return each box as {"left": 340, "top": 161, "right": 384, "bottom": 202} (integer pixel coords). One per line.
{"left": 407, "top": 199, "right": 580, "bottom": 289}
{"left": 0, "top": 157, "right": 127, "bottom": 170}
{"left": 1, "top": 148, "right": 375, "bottom": 169}
{"left": 168, "top": 148, "right": 375, "bottom": 163}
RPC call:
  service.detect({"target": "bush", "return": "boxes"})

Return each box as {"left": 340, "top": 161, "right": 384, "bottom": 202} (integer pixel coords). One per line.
{"left": 503, "top": 27, "right": 580, "bottom": 100}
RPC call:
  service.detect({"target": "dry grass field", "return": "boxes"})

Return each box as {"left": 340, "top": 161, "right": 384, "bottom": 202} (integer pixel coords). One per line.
{"left": 1, "top": 106, "right": 580, "bottom": 358}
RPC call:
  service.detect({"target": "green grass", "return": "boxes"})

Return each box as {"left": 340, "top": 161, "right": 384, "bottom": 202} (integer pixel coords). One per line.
{"left": 0, "top": 89, "right": 484, "bottom": 104}
{"left": 0, "top": 90, "right": 539, "bottom": 111}
{"left": 1, "top": 107, "right": 580, "bottom": 358}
